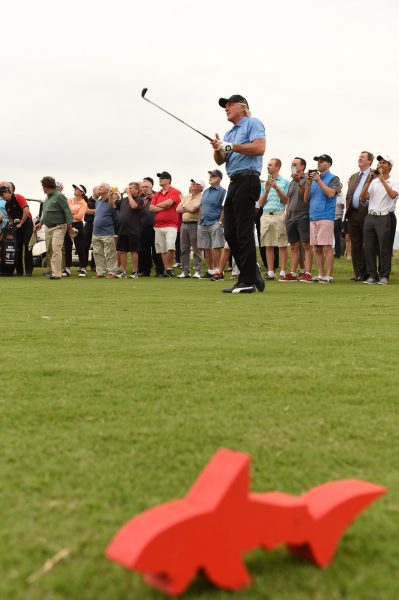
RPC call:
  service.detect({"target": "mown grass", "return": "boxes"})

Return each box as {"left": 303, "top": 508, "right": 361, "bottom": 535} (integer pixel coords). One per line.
{"left": 2, "top": 256, "right": 399, "bottom": 599}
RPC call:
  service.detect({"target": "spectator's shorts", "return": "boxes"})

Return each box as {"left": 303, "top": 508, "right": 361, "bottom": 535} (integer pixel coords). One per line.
{"left": 286, "top": 216, "right": 310, "bottom": 244}
{"left": 260, "top": 213, "right": 288, "bottom": 247}
{"left": 310, "top": 220, "right": 334, "bottom": 246}
{"left": 197, "top": 222, "right": 225, "bottom": 249}
{"left": 116, "top": 233, "right": 140, "bottom": 252}
{"left": 154, "top": 227, "right": 177, "bottom": 253}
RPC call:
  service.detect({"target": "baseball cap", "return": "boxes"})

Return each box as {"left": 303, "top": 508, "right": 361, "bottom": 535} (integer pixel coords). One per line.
{"left": 0, "top": 185, "right": 10, "bottom": 194}
{"left": 314, "top": 154, "right": 333, "bottom": 165}
{"left": 190, "top": 178, "right": 206, "bottom": 188}
{"left": 73, "top": 184, "right": 87, "bottom": 194}
{"left": 376, "top": 154, "right": 394, "bottom": 166}
{"left": 157, "top": 171, "right": 172, "bottom": 180}
{"left": 208, "top": 169, "right": 223, "bottom": 180}
{"left": 219, "top": 95, "right": 249, "bottom": 108}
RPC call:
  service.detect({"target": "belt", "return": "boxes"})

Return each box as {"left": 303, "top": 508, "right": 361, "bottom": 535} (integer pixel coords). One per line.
{"left": 183, "top": 221, "right": 199, "bottom": 225}
{"left": 369, "top": 210, "right": 390, "bottom": 216}
{"left": 264, "top": 211, "right": 284, "bottom": 215}
{"left": 48, "top": 223, "right": 67, "bottom": 227}
{"left": 230, "top": 170, "right": 260, "bottom": 180}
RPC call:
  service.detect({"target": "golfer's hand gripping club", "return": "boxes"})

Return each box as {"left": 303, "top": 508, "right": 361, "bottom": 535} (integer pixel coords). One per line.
{"left": 218, "top": 140, "right": 233, "bottom": 153}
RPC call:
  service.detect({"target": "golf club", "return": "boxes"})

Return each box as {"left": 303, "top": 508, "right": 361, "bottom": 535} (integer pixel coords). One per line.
{"left": 141, "top": 88, "right": 214, "bottom": 142}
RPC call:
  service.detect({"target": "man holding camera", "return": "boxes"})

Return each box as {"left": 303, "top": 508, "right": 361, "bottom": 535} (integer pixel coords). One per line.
{"left": 212, "top": 94, "right": 266, "bottom": 294}
{"left": 304, "top": 155, "right": 340, "bottom": 283}
{"left": 345, "top": 151, "right": 374, "bottom": 281}
{"left": 360, "top": 155, "right": 398, "bottom": 285}
{"left": 284, "top": 157, "right": 313, "bottom": 282}
{"left": 258, "top": 158, "right": 289, "bottom": 281}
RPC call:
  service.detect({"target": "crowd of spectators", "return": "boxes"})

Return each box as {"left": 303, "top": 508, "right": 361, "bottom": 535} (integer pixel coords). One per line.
{"left": 0, "top": 151, "right": 397, "bottom": 284}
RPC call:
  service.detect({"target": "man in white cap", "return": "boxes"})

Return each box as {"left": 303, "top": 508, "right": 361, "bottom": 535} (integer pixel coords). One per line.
{"left": 176, "top": 179, "right": 204, "bottom": 278}
{"left": 360, "top": 155, "right": 398, "bottom": 284}
{"left": 197, "top": 169, "right": 226, "bottom": 278}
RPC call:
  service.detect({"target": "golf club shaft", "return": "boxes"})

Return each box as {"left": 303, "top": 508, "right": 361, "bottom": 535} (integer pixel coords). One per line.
{"left": 141, "top": 90, "right": 213, "bottom": 142}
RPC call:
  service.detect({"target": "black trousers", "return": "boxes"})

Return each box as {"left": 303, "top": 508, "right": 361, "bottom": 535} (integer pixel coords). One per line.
{"left": 15, "top": 220, "right": 34, "bottom": 275}
{"left": 363, "top": 214, "right": 391, "bottom": 279}
{"left": 138, "top": 226, "right": 164, "bottom": 276}
{"left": 334, "top": 218, "right": 343, "bottom": 257}
{"left": 348, "top": 206, "right": 368, "bottom": 279}
{"left": 64, "top": 221, "right": 86, "bottom": 269}
{"left": 83, "top": 221, "right": 95, "bottom": 269}
{"left": 224, "top": 174, "right": 260, "bottom": 285}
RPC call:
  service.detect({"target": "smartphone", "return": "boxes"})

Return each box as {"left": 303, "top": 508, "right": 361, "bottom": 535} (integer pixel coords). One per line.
{"left": 308, "top": 169, "right": 318, "bottom": 175}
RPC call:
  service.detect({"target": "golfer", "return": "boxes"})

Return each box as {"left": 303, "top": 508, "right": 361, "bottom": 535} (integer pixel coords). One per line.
{"left": 212, "top": 95, "right": 266, "bottom": 293}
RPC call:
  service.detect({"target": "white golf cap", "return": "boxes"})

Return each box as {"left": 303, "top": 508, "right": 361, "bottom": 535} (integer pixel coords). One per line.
{"left": 190, "top": 178, "right": 206, "bottom": 188}
{"left": 376, "top": 154, "right": 394, "bottom": 166}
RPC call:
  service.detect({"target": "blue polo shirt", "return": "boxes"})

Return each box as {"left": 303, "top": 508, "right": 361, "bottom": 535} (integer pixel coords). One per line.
{"left": 93, "top": 199, "right": 116, "bottom": 236}
{"left": 199, "top": 185, "right": 226, "bottom": 225}
{"left": 224, "top": 116, "right": 266, "bottom": 176}
{"left": 263, "top": 175, "right": 289, "bottom": 213}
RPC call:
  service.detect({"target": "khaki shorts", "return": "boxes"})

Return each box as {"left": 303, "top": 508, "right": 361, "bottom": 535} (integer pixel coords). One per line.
{"left": 260, "top": 213, "right": 288, "bottom": 247}
{"left": 154, "top": 227, "right": 177, "bottom": 253}
{"left": 310, "top": 220, "right": 334, "bottom": 246}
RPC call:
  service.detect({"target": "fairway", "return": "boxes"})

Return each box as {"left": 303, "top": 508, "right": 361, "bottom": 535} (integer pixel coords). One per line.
{"left": 2, "top": 259, "right": 399, "bottom": 600}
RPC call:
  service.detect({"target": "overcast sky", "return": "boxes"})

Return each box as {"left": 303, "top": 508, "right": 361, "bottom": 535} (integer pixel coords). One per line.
{"left": 3, "top": 0, "right": 399, "bottom": 211}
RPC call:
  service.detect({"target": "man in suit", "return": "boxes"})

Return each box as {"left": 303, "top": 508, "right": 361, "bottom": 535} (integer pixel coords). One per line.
{"left": 345, "top": 151, "right": 374, "bottom": 281}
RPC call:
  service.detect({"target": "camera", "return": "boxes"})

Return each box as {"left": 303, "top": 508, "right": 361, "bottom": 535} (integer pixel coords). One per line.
{"left": 374, "top": 168, "right": 380, "bottom": 176}
{"left": 308, "top": 169, "right": 318, "bottom": 175}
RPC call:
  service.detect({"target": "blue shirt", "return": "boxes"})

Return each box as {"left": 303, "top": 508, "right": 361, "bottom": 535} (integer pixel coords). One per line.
{"left": 262, "top": 175, "right": 289, "bottom": 212}
{"left": 224, "top": 117, "right": 266, "bottom": 176}
{"left": 0, "top": 199, "right": 9, "bottom": 231}
{"left": 199, "top": 185, "right": 226, "bottom": 225}
{"left": 352, "top": 168, "right": 370, "bottom": 209}
{"left": 93, "top": 199, "right": 116, "bottom": 236}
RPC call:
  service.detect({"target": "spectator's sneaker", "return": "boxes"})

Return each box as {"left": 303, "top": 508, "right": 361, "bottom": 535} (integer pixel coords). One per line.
{"left": 298, "top": 271, "right": 306, "bottom": 280}
{"left": 49, "top": 275, "right": 61, "bottom": 280}
{"left": 202, "top": 271, "right": 213, "bottom": 278}
{"left": 325, "top": 277, "right": 335, "bottom": 283}
{"left": 317, "top": 276, "right": 329, "bottom": 284}
{"left": 378, "top": 277, "right": 389, "bottom": 285}
{"left": 223, "top": 282, "right": 256, "bottom": 294}
{"left": 264, "top": 274, "right": 275, "bottom": 280}
{"left": 116, "top": 271, "right": 126, "bottom": 279}
{"left": 177, "top": 272, "right": 191, "bottom": 278}
{"left": 42, "top": 271, "right": 52, "bottom": 277}
{"left": 255, "top": 264, "right": 265, "bottom": 292}
{"left": 129, "top": 272, "right": 138, "bottom": 279}
{"left": 192, "top": 272, "right": 201, "bottom": 279}
{"left": 363, "top": 277, "right": 379, "bottom": 285}
{"left": 299, "top": 273, "right": 313, "bottom": 283}
{"left": 210, "top": 272, "right": 225, "bottom": 281}
{"left": 95, "top": 273, "right": 105, "bottom": 278}
{"left": 78, "top": 268, "right": 87, "bottom": 277}
{"left": 166, "top": 268, "right": 176, "bottom": 277}
{"left": 61, "top": 268, "right": 71, "bottom": 277}
{"left": 279, "top": 273, "right": 298, "bottom": 282}
{"left": 172, "top": 262, "right": 181, "bottom": 268}
{"left": 106, "top": 273, "right": 116, "bottom": 278}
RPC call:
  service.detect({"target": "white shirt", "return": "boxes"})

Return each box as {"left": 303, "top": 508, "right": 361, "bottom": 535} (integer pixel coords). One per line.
{"left": 368, "top": 177, "right": 399, "bottom": 213}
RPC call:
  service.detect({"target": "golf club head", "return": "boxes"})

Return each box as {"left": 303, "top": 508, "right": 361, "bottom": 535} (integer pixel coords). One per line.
{"left": 141, "top": 88, "right": 148, "bottom": 99}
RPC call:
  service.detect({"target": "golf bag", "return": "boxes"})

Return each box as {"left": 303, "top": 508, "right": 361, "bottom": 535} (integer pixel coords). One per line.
{"left": 0, "top": 220, "right": 19, "bottom": 276}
